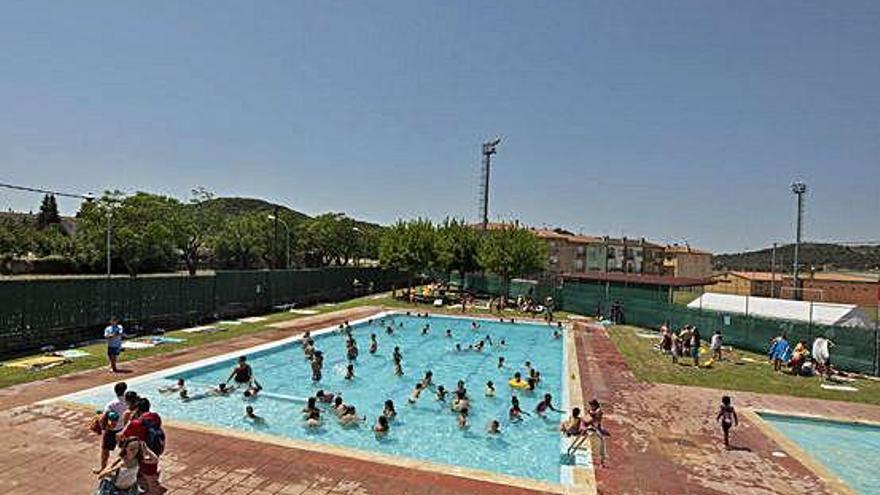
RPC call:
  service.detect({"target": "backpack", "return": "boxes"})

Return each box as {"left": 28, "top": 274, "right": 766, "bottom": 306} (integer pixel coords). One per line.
{"left": 140, "top": 414, "right": 165, "bottom": 456}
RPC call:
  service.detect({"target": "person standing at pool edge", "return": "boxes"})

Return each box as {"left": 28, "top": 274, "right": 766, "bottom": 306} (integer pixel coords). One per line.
{"left": 104, "top": 317, "right": 124, "bottom": 372}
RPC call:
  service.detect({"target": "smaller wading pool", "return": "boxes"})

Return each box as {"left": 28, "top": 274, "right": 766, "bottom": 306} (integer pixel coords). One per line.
{"left": 759, "top": 412, "right": 880, "bottom": 495}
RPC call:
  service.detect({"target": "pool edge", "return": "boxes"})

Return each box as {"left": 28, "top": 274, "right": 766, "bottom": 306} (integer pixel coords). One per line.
{"left": 745, "top": 408, "right": 859, "bottom": 495}
{"left": 43, "top": 310, "right": 594, "bottom": 495}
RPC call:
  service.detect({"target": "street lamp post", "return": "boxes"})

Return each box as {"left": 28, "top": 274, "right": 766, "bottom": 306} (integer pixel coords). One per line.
{"left": 267, "top": 214, "right": 291, "bottom": 269}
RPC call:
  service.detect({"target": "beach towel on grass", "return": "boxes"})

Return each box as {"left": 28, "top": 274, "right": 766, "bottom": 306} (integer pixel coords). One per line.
{"left": 820, "top": 384, "right": 858, "bottom": 392}
{"left": 5, "top": 355, "right": 70, "bottom": 370}
{"left": 239, "top": 316, "right": 267, "bottom": 323}
{"left": 55, "top": 349, "right": 90, "bottom": 359}
{"left": 180, "top": 325, "right": 224, "bottom": 334}
{"left": 122, "top": 341, "right": 155, "bottom": 350}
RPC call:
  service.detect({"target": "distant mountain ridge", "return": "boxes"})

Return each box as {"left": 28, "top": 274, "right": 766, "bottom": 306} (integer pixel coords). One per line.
{"left": 203, "top": 197, "right": 381, "bottom": 229}
{"left": 203, "top": 197, "right": 311, "bottom": 221}
{"left": 715, "top": 243, "right": 880, "bottom": 271}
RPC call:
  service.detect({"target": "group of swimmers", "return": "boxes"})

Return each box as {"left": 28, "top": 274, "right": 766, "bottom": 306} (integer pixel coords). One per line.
{"left": 163, "top": 314, "right": 582, "bottom": 445}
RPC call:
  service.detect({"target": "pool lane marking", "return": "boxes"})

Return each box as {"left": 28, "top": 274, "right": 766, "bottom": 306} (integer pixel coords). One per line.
{"left": 39, "top": 310, "right": 395, "bottom": 406}
{"left": 743, "top": 408, "right": 858, "bottom": 495}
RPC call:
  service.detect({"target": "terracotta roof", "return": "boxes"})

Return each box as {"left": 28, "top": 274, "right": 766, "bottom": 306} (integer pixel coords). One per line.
{"left": 807, "top": 273, "right": 879, "bottom": 283}
{"left": 531, "top": 229, "right": 571, "bottom": 241}
{"left": 717, "top": 271, "right": 879, "bottom": 284}
{"left": 562, "top": 271, "right": 716, "bottom": 288}
{"left": 664, "top": 245, "right": 712, "bottom": 255}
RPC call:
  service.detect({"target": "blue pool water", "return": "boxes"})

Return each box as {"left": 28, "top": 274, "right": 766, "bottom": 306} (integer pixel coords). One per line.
{"left": 760, "top": 413, "right": 880, "bottom": 494}
{"left": 70, "top": 314, "right": 568, "bottom": 482}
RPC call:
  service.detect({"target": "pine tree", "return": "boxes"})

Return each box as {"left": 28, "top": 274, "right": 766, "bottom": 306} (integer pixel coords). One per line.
{"left": 36, "top": 194, "right": 61, "bottom": 228}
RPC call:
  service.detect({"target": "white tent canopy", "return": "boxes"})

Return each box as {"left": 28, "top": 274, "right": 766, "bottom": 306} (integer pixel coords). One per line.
{"left": 688, "top": 293, "right": 873, "bottom": 328}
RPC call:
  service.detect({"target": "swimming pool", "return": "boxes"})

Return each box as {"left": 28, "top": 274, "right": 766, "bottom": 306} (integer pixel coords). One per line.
{"left": 62, "top": 313, "right": 573, "bottom": 485}
{"left": 759, "top": 412, "right": 880, "bottom": 494}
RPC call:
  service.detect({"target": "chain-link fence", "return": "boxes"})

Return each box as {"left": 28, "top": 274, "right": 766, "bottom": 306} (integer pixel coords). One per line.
{"left": 0, "top": 267, "right": 407, "bottom": 357}
{"left": 462, "top": 274, "right": 879, "bottom": 375}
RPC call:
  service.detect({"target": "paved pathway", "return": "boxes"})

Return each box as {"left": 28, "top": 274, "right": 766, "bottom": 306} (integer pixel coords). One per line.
{"left": 3, "top": 310, "right": 878, "bottom": 494}
{"left": 574, "top": 322, "right": 880, "bottom": 495}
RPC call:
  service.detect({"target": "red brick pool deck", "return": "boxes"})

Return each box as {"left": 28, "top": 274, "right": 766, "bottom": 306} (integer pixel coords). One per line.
{"left": 1, "top": 309, "right": 879, "bottom": 494}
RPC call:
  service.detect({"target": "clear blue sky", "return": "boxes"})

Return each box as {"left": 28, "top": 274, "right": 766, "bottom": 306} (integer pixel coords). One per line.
{"left": 1, "top": 1, "right": 878, "bottom": 253}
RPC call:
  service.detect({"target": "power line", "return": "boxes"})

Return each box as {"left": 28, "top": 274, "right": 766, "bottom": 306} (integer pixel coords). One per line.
{"left": 0, "top": 181, "right": 92, "bottom": 200}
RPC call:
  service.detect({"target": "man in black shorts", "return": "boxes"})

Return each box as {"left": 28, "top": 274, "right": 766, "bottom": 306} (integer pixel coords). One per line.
{"left": 226, "top": 356, "right": 254, "bottom": 387}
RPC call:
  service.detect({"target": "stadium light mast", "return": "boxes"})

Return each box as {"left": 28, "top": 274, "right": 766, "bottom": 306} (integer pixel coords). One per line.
{"left": 791, "top": 181, "right": 807, "bottom": 300}
{"left": 479, "top": 138, "right": 501, "bottom": 232}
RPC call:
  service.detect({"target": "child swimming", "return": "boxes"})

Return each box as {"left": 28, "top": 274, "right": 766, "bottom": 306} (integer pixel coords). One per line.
{"left": 344, "top": 363, "right": 355, "bottom": 380}
{"left": 369, "top": 334, "right": 378, "bottom": 354}
{"left": 332, "top": 396, "right": 347, "bottom": 417}
{"left": 408, "top": 382, "right": 425, "bottom": 404}
{"left": 158, "top": 378, "right": 185, "bottom": 394}
{"left": 373, "top": 415, "right": 390, "bottom": 437}
{"left": 244, "top": 405, "right": 264, "bottom": 423}
{"left": 486, "top": 419, "right": 501, "bottom": 435}
{"left": 445, "top": 329, "right": 452, "bottom": 338}
{"left": 485, "top": 381, "right": 496, "bottom": 397}
{"left": 339, "top": 405, "right": 365, "bottom": 427}
{"left": 497, "top": 357, "right": 505, "bottom": 368}
{"left": 535, "top": 393, "right": 562, "bottom": 415}
{"left": 302, "top": 397, "right": 320, "bottom": 418}
{"left": 451, "top": 390, "right": 469, "bottom": 412}
{"left": 243, "top": 380, "right": 263, "bottom": 398}
{"left": 509, "top": 396, "right": 529, "bottom": 421}
{"left": 315, "top": 390, "right": 336, "bottom": 404}
{"left": 457, "top": 407, "right": 469, "bottom": 428}
{"left": 421, "top": 370, "right": 433, "bottom": 388}
{"left": 383, "top": 399, "right": 397, "bottom": 420}
{"left": 435, "top": 385, "right": 447, "bottom": 401}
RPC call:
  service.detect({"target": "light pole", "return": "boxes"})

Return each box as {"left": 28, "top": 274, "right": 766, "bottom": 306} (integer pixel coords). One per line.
{"left": 791, "top": 182, "right": 807, "bottom": 301}
{"left": 480, "top": 138, "right": 501, "bottom": 232}
{"left": 267, "top": 214, "right": 291, "bottom": 269}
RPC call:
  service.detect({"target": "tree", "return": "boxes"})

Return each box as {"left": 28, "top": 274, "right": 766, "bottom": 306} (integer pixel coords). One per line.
{"left": 36, "top": 194, "right": 61, "bottom": 228}
{"left": 210, "top": 212, "right": 270, "bottom": 269}
{"left": 75, "top": 191, "right": 179, "bottom": 275}
{"left": 436, "top": 218, "right": 481, "bottom": 282}
{"left": 296, "top": 213, "right": 368, "bottom": 267}
{"left": 0, "top": 216, "right": 33, "bottom": 257}
{"left": 379, "top": 219, "right": 437, "bottom": 287}
{"left": 477, "top": 225, "right": 547, "bottom": 297}
{"left": 172, "top": 188, "right": 221, "bottom": 275}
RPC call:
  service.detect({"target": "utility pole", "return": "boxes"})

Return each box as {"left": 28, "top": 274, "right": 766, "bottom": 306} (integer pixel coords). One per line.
{"left": 770, "top": 242, "right": 777, "bottom": 298}
{"left": 791, "top": 182, "right": 807, "bottom": 301}
{"left": 272, "top": 205, "right": 279, "bottom": 269}
{"left": 479, "top": 138, "right": 501, "bottom": 232}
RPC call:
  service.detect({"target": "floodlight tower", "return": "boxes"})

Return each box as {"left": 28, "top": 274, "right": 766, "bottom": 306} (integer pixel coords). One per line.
{"left": 479, "top": 138, "right": 501, "bottom": 232}
{"left": 791, "top": 181, "right": 807, "bottom": 300}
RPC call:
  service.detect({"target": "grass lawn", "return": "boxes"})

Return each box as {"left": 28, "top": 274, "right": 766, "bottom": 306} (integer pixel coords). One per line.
{"left": 0, "top": 292, "right": 569, "bottom": 389}
{"left": 607, "top": 325, "right": 880, "bottom": 407}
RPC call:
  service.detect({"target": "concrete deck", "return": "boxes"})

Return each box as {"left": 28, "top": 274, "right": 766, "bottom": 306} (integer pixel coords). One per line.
{"left": 2, "top": 309, "right": 878, "bottom": 494}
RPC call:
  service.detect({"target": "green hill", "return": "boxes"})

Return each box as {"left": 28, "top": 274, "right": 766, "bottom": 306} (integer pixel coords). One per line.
{"left": 202, "top": 197, "right": 311, "bottom": 222}
{"left": 715, "top": 243, "right": 880, "bottom": 271}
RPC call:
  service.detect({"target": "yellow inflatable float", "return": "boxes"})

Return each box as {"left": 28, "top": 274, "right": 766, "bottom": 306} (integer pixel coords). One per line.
{"left": 509, "top": 378, "right": 529, "bottom": 389}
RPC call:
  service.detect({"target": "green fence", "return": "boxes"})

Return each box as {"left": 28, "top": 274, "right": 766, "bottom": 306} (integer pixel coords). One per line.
{"left": 0, "top": 267, "right": 407, "bottom": 357}
{"left": 462, "top": 274, "right": 879, "bottom": 375}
